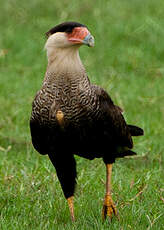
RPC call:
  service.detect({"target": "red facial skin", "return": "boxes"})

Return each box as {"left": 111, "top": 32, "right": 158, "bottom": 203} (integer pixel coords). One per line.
{"left": 67, "top": 27, "right": 90, "bottom": 44}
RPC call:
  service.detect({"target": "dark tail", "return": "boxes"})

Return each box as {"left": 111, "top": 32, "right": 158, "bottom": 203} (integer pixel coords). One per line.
{"left": 128, "top": 125, "right": 144, "bottom": 136}
{"left": 116, "top": 146, "right": 137, "bottom": 158}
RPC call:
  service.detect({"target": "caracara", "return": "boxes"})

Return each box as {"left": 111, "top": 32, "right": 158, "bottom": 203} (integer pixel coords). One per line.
{"left": 30, "top": 22, "right": 144, "bottom": 222}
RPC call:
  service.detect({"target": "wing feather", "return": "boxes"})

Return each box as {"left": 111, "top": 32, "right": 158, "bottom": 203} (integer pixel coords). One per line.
{"left": 91, "top": 85, "right": 133, "bottom": 149}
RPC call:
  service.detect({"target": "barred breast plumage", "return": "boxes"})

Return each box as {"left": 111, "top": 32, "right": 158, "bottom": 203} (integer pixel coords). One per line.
{"left": 31, "top": 70, "right": 98, "bottom": 126}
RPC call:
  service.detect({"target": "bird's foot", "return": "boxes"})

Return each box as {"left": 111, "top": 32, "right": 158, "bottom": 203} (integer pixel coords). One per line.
{"left": 67, "top": 196, "right": 75, "bottom": 222}
{"left": 102, "top": 194, "right": 118, "bottom": 221}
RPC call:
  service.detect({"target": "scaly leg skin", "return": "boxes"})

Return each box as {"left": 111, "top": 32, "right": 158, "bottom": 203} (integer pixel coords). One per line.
{"left": 67, "top": 196, "right": 75, "bottom": 222}
{"left": 102, "top": 164, "right": 118, "bottom": 222}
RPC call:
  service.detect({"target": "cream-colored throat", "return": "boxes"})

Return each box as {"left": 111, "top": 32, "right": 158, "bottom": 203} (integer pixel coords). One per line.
{"left": 46, "top": 46, "right": 85, "bottom": 74}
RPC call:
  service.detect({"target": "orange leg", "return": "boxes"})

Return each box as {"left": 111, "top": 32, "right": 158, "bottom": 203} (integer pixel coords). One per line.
{"left": 102, "top": 164, "right": 118, "bottom": 221}
{"left": 67, "top": 196, "right": 75, "bottom": 222}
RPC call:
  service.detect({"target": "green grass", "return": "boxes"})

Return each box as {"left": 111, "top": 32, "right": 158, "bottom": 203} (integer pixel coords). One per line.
{"left": 0, "top": 0, "right": 164, "bottom": 229}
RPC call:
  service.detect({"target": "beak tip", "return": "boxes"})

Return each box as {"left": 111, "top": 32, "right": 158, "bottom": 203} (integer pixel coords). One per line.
{"left": 83, "top": 34, "right": 95, "bottom": 47}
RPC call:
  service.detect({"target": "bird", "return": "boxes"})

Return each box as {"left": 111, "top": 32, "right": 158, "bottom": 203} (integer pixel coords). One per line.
{"left": 30, "top": 21, "right": 144, "bottom": 222}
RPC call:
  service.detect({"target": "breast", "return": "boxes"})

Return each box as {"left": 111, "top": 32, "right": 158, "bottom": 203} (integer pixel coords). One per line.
{"left": 31, "top": 70, "right": 95, "bottom": 127}
{"left": 31, "top": 86, "right": 55, "bottom": 124}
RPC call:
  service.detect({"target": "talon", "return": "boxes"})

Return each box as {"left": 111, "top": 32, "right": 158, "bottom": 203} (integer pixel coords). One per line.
{"left": 102, "top": 163, "right": 119, "bottom": 222}
{"left": 102, "top": 194, "right": 117, "bottom": 221}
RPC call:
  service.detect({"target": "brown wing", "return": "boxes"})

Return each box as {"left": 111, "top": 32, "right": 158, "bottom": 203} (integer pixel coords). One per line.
{"left": 91, "top": 85, "right": 133, "bottom": 149}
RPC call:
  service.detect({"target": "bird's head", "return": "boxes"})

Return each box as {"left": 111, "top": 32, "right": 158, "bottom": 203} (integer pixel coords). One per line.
{"left": 45, "top": 21, "right": 94, "bottom": 50}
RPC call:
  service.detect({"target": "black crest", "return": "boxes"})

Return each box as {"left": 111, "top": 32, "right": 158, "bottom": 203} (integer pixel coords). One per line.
{"left": 46, "top": 21, "right": 86, "bottom": 37}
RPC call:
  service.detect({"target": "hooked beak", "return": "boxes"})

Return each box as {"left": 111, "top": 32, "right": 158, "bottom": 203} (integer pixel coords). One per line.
{"left": 67, "top": 27, "right": 95, "bottom": 47}
{"left": 83, "top": 33, "right": 95, "bottom": 47}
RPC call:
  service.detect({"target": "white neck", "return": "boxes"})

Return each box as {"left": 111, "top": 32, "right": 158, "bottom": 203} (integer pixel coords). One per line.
{"left": 46, "top": 46, "right": 85, "bottom": 75}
